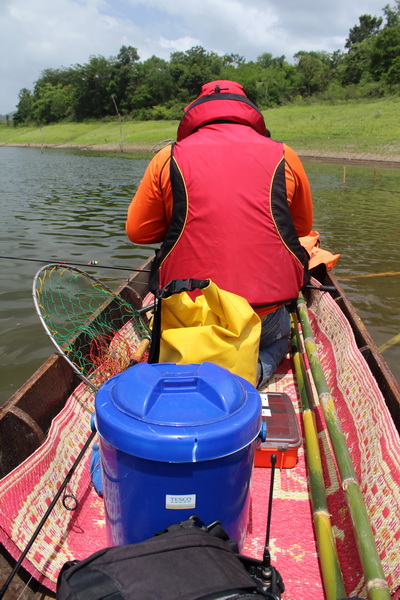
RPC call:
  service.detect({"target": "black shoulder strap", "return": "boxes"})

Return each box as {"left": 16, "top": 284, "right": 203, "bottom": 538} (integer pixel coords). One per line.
{"left": 155, "top": 278, "right": 209, "bottom": 299}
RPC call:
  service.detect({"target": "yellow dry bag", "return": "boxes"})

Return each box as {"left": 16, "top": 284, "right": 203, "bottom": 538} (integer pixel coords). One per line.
{"left": 151, "top": 279, "right": 261, "bottom": 386}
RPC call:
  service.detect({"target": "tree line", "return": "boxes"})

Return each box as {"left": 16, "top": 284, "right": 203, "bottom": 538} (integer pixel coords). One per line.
{"left": 13, "top": 2, "right": 400, "bottom": 125}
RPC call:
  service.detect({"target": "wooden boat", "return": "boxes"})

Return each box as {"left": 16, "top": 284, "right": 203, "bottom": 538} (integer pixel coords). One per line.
{"left": 0, "top": 260, "right": 399, "bottom": 600}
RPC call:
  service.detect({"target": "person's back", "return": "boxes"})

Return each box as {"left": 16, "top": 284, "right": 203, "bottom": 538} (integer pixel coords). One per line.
{"left": 162, "top": 120, "right": 306, "bottom": 311}
{"left": 126, "top": 80, "right": 313, "bottom": 385}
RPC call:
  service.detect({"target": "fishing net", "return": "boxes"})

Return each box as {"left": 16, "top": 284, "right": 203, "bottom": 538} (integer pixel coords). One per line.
{"left": 33, "top": 264, "right": 151, "bottom": 390}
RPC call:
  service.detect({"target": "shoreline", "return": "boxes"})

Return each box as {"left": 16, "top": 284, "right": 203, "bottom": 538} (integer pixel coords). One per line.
{"left": 2, "top": 141, "right": 400, "bottom": 168}
{"left": 296, "top": 149, "right": 400, "bottom": 169}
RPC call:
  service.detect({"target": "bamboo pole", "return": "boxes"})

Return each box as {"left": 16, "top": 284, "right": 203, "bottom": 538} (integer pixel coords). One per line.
{"left": 290, "top": 313, "right": 346, "bottom": 600}
{"left": 296, "top": 292, "right": 390, "bottom": 600}
{"left": 338, "top": 271, "right": 400, "bottom": 279}
{"left": 378, "top": 332, "right": 400, "bottom": 353}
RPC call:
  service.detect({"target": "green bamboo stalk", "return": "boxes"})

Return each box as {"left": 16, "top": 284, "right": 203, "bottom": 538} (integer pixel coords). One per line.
{"left": 296, "top": 292, "right": 390, "bottom": 600}
{"left": 290, "top": 313, "right": 346, "bottom": 600}
{"left": 378, "top": 332, "right": 400, "bottom": 353}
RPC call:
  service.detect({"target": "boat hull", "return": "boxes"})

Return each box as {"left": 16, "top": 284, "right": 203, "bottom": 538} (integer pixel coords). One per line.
{"left": 0, "top": 262, "right": 399, "bottom": 599}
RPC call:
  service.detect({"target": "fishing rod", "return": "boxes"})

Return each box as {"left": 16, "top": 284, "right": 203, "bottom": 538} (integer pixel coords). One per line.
{"left": 0, "top": 255, "right": 151, "bottom": 273}
{"left": 0, "top": 428, "right": 96, "bottom": 600}
{"left": 1, "top": 256, "right": 337, "bottom": 288}
{"left": 0, "top": 348, "right": 152, "bottom": 599}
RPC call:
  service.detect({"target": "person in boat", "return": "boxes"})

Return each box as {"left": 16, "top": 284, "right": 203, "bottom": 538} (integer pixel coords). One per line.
{"left": 126, "top": 80, "right": 313, "bottom": 387}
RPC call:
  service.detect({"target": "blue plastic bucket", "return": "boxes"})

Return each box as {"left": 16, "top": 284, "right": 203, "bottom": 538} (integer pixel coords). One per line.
{"left": 95, "top": 361, "right": 261, "bottom": 549}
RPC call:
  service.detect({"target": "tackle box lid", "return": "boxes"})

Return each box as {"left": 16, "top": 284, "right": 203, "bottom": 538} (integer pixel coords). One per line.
{"left": 259, "top": 392, "right": 301, "bottom": 450}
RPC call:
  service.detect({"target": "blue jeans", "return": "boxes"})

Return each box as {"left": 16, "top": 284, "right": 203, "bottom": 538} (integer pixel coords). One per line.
{"left": 257, "top": 305, "right": 290, "bottom": 388}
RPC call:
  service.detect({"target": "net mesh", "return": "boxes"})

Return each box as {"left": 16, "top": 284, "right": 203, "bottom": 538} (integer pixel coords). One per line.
{"left": 34, "top": 264, "right": 151, "bottom": 388}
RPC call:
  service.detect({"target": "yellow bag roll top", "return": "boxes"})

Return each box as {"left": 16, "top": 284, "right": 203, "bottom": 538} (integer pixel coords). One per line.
{"left": 157, "top": 280, "right": 261, "bottom": 386}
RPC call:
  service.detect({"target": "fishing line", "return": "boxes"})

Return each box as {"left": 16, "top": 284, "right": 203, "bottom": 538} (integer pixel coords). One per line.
{"left": 15, "top": 574, "right": 34, "bottom": 600}
{"left": 0, "top": 255, "right": 151, "bottom": 273}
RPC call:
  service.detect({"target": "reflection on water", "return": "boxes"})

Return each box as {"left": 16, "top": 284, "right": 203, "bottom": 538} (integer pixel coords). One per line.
{"left": 0, "top": 147, "right": 399, "bottom": 403}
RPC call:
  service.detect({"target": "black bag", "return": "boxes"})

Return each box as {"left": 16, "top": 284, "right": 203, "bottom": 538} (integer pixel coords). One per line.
{"left": 57, "top": 517, "right": 284, "bottom": 600}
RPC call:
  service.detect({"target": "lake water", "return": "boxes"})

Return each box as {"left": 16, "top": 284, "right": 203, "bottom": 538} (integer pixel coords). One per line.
{"left": 0, "top": 147, "right": 399, "bottom": 404}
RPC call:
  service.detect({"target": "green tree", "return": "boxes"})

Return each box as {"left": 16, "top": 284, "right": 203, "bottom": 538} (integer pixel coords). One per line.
{"left": 338, "top": 38, "right": 375, "bottom": 84}
{"left": 222, "top": 53, "right": 246, "bottom": 67}
{"left": 32, "top": 83, "right": 74, "bottom": 123}
{"left": 72, "top": 55, "right": 114, "bottom": 119}
{"left": 117, "top": 45, "right": 140, "bottom": 65}
{"left": 111, "top": 46, "right": 142, "bottom": 113}
{"left": 13, "top": 88, "right": 33, "bottom": 124}
{"left": 340, "top": 4, "right": 400, "bottom": 87}
{"left": 37, "top": 67, "right": 75, "bottom": 88}
{"left": 239, "top": 56, "right": 298, "bottom": 107}
{"left": 256, "top": 53, "right": 286, "bottom": 69}
{"left": 169, "top": 46, "right": 223, "bottom": 101}
{"left": 383, "top": 2, "right": 400, "bottom": 27}
{"left": 268, "top": 64, "right": 300, "bottom": 105}
{"left": 345, "top": 14, "right": 383, "bottom": 49}
{"left": 370, "top": 25, "right": 400, "bottom": 82}
{"left": 139, "top": 56, "right": 173, "bottom": 106}
{"left": 294, "top": 51, "right": 333, "bottom": 95}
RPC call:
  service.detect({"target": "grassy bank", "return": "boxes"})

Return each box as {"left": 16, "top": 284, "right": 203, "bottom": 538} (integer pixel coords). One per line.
{"left": 267, "top": 98, "right": 400, "bottom": 157}
{"left": 1, "top": 97, "right": 400, "bottom": 161}
{"left": 0, "top": 119, "right": 177, "bottom": 150}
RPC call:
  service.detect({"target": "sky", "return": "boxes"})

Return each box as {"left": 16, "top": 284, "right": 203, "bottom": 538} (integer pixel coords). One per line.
{"left": 0, "top": 0, "right": 390, "bottom": 114}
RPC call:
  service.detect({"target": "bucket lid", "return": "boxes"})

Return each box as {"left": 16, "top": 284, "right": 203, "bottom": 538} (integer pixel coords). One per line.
{"left": 95, "top": 362, "right": 261, "bottom": 462}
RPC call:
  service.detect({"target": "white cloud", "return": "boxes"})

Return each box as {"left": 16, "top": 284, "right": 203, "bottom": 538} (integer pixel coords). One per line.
{"left": 0, "top": 0, "right": 390, "bottom": 113}
{"left": 159, "top": 36, "right": 202, "bottom": 52}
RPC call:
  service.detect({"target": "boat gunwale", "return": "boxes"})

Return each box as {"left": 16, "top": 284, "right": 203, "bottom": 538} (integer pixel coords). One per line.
{"left": 321, "top": 271, "right": 400, "bottom": 430}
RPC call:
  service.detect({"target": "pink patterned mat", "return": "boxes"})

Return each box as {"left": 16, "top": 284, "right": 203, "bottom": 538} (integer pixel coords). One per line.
{"left": 0, "top": 290, "right": 399, "bottom": 599}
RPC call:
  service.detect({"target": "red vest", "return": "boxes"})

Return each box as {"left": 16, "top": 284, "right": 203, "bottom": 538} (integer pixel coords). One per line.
{"left": 150, "top": 93, "right": 307, "bottom": 309}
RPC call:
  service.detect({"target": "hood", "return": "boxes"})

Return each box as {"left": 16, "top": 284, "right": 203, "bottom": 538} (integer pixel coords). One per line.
{"left": 177, "top": 80, "right": 267, "bottom": 141}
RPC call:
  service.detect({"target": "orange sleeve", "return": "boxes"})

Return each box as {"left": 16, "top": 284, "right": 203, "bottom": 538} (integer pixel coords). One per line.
{"left": 125, "top": 144, "right": 173, "bottom": 244}
{"left": 283, "top": 144, "right": 313, "bottom": 237}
